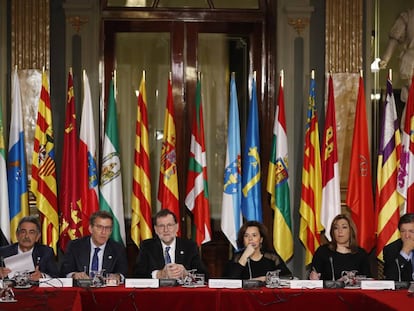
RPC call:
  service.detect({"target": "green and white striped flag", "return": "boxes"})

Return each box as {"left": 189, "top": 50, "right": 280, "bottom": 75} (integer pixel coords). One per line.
{"left": 99, "top": 79, "right": 126, "bottom": 245}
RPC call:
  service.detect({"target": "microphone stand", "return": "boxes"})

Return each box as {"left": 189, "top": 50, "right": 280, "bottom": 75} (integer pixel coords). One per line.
{"left": 395, "top": 258, "right": 410, "bottom": 289}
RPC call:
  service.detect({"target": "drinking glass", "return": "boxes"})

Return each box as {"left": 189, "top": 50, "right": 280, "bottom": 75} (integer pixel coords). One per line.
{"left": 265, "top": 270, "right": 281, "bottom": 288}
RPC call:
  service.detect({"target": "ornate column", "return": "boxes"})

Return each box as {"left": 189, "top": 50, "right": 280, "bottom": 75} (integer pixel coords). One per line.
{"left": 325, "top": 0, "right": 363, "bottom": 195}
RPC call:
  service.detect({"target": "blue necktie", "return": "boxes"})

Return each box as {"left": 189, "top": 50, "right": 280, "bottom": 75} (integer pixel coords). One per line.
{"left": 164, "top": 246, "right": 172, "bottom": 264}
{"left": 91, "top": 247, "right": 100, "bottom": 272}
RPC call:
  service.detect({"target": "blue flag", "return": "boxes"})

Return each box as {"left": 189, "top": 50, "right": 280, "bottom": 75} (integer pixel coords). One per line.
{"left": 221, "top": 74, "right": 242, "bottom": 249}
{"left": 8, "top": 68, "right": 29, "bottom": 242}
{"left": 241, "top": 76, "right": 262, "bottom": 221}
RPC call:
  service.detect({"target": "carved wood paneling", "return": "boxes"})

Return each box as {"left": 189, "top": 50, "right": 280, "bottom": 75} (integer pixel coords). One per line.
{"left": 11, "top": 0, "right": 50, "bottom": 69}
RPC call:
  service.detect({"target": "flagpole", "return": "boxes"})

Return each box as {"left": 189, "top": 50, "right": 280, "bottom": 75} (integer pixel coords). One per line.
{"left": 280, "top": 69, "right": 284, "bottom": 88}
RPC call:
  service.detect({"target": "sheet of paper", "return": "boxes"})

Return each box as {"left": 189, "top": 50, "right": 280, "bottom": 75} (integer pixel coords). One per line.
{"left": 3, "top": 251, "right": 35, "bottom": 278}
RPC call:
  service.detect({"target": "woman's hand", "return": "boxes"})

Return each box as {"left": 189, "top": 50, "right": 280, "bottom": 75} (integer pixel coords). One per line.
{"left": 238, "top": 244, "right": 255, "bottom": 266}
{"left": 309, "top": 269, "right": 321, "bottom": 280}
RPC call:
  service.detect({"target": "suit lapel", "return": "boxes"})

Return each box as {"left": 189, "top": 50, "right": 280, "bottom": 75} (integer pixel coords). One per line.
{"left": 175, "top": 238, "right": 185, "bottom": 264}
{"left": 102, "top": 241, "right": 114, "bottom": 271}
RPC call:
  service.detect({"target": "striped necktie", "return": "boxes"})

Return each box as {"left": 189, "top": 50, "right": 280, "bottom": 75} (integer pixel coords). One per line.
{"left": 164, "top": 246, "right": 172, "bottom": 264}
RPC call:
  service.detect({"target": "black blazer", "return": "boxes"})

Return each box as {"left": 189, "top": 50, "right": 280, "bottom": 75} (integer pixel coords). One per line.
{"left": 0, "top": 243, "right": 59, "bottom": 277}
{"left": 134, "top": 237, "right": 208, "bottom": 278}
{"left": 383, "top": 239, "right": 413, "bottom": 281}
{"left": 60, "top": 236, "right": 128, "bottom": 277}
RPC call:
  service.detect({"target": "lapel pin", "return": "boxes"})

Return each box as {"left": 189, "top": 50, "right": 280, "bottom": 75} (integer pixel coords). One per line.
{"left": 108, "top": 255, "right": 113, "bottom": 259}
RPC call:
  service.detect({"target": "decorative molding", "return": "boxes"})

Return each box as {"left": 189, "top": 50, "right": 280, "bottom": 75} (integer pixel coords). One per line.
{"left": 67, "top": 16, "right": 89, "bottom": 33}
{"left": 288, "top": 18, "right": 310, "bottom": 36}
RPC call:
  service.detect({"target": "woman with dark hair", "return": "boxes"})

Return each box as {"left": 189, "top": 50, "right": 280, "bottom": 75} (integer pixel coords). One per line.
{"left": 309, "top": 214, "right": 371, "bottom": 280}
{"left": 224, "top": 221, "right": 291, "bottom": 280}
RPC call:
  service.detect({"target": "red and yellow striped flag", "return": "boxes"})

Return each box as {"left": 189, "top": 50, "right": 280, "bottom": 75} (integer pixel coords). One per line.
{"left": 299, "top": 73, "right": 323, "bottom": 265}
{"left": 31, "top": 70, "right": 59, "bottom": 254}
{"left": 375, "top": 77, "right": 403, "bottom": 261}
{"left": 131, "top": 72, "right": 153, "bottom": 247}
{"left": 158, "top": 77, "right": 180, "bottom": 234}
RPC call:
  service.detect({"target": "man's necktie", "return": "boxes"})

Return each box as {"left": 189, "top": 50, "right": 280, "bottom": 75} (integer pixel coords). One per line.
{"left": 91, "top": 247, "right": 101, "bottom": 272}
{"left": 164, "top": 246, "right": 172, "bottom": 264}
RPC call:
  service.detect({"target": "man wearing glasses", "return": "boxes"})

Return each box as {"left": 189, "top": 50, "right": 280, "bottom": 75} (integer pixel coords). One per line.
{"left": 60, "top": 210, "right": 127, "bottom": 282}
{"left": 0, "top": 216, "right": 59, "bottom": 281}
{"left": 134, "top": 209, "right": 207, "bottom": 279}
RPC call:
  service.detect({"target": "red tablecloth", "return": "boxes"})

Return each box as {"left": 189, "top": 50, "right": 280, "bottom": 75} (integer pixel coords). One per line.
{"left": 0, "top": 287, "right": 82, "bottom": 311}
{"left": 0, "top": 285, "right": 412, "bottom": 311}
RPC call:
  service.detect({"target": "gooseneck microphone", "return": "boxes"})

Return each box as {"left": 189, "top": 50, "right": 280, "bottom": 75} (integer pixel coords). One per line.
{"left": 329, "top": 256, "right": 335, "bottom": 281}
{"left": 395, "top": 258, "right": 402, "bottom": 282}
{"left": 247, "top": 258, "right": 252, "bottom": 279}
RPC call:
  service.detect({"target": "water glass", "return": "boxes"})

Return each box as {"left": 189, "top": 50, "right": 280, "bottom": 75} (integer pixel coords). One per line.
{"left": 265, "top": 270, "right": 280, "bottom": 288}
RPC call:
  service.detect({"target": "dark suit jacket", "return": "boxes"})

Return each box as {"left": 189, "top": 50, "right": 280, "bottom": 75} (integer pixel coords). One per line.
{"left": 60, "top": 236, "right": 128, "bottom": 277}
{"left": 383, "top": 239, "right": 413, "bottom": 281}
{"left": 0, "top": 243, "right": 59, "bottom": 277}
{"left": 134, "top": 237, "right": 208, "bottom": 278}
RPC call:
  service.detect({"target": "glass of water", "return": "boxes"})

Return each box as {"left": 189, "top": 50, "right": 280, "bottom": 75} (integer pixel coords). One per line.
{"left": 265, "top": 270, "right": 281, "bottom": 288}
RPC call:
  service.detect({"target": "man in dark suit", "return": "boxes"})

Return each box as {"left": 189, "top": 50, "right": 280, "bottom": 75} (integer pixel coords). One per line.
{"left": 383, "top": 213, "right": 414, "bottom": 281}
{"left": 0, "top": 216, "right": 59, "bottom": 281}
{"left": 135, "top": 209, "right": 207, "bottom": 279}
{"left": 60, "top": 211, "right": 127, "bottom": 282}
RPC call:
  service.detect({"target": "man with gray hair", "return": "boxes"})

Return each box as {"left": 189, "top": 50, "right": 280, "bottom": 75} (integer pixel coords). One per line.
{"left": 0, "top": 216, "right": 59, "bottom": 281}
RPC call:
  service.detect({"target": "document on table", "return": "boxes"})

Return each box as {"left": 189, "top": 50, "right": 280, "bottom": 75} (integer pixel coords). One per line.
{"left": 3, "top": 252, "right": 35, "bottom": 278}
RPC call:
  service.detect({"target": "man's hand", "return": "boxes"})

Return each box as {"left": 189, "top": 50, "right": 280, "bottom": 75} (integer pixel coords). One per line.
{"left": 72, "top": 272, "right": 90, "bottom": 279}
{"left": 165, "top": 263, "right": 186, "bottom": 279}
{"left": 29, "top": 266, "right": 42, "bottom": 281}
{"left": 401, "top": 238, "right": 414, "bottom": 256}
{"left": 0, "top": 267, "right": 11, "bottom": 279}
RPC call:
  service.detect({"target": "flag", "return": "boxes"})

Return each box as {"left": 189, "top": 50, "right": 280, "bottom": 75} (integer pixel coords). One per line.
{"left": 299, "top": 74, "right": 323, "bottom": 265}
{"left": 8, "top": 68, "right": 29, "bottom": 243}
{"left": 266, "top": 72, "right": 293, "bottom": 261}
{"left": 100, "top": 79, "right": 126, "bottom": 245}
{"left": 131, "top": 73, "right": 153, "bottom": 247}
{"left": 31, "top": 71, "right": 59, "bottom": 254}
{"left": 158, "top": 76, "right": 179, "bottom": 233}
{"left": 241, "top": 76, "right": 262, "bottom": 221}
{"left": 59, "top": 71, "right": 82, "bottom": 251}
{"left": 375, "top": 77, "right": 404, "bottom": 260}
{"left": 398, "top": 75, "right": 414, "bottom": 214}
{"left": 79, "top": 70, "right": 99, "bottom": 235}
{"left": 346, "top": 75, "right": 375, "bottom": 252}
{"left": 221, "top": 74, "right": 242, "bottom": 250}
{"left": 185, "top": 76, "right": 212, "bottom": 246}
{"left": 0, "top": 93, "right": 10, "bottom": 245}
{"left": 320, "top": 75, "right": 341, "bottom": 236}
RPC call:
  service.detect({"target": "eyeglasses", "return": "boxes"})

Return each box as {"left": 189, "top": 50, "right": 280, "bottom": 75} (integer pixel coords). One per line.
{"left": 17, "top": 229, "right": 38, "bottom": 236}
{"left": 93, "top": 224, "right": 113, "bottom": 232}
{"left": 156, "top": 223, "right": 176, "bottom": 230}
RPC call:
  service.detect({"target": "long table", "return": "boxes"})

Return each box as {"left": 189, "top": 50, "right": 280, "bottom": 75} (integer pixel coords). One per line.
{"left": 1, "top": 286, "right": 412, "bottom": 311}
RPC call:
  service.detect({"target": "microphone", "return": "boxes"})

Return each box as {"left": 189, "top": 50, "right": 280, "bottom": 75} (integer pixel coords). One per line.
{"left": 247, "top": 258, "right": 252, "bottom": 279}
{"left": 395, "top": 258, "right": 401, "bottom": 282}
{"left": 394, "top": 258, "right": 410, "bottom": 289}
{"left": 323, "top": 256, "right": 345, "bottom": 289}
{"left": 329, "top": 256, "right": 335, "bottom": 281}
